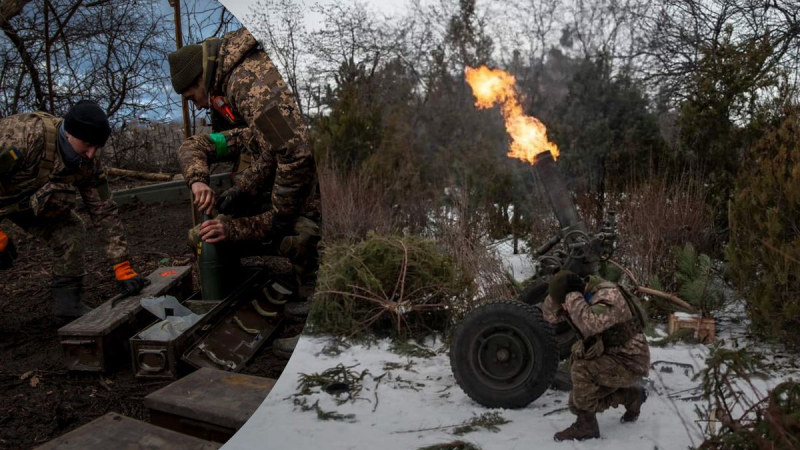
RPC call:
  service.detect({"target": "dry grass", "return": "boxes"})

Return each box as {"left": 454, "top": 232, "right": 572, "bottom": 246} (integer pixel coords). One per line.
{"left": 432, "top": 188, "right": 517, "bottom": 315}
{"left": 613, "top": 174, "right": 716, "bottom": 287}
{"left": 317, "top": 163, "right": 399, "bottom": 244}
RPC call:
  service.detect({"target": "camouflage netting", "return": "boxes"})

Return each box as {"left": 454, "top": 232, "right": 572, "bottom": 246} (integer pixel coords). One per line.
{"left": 308, "top": 233, "right": 475, "bottom": 338}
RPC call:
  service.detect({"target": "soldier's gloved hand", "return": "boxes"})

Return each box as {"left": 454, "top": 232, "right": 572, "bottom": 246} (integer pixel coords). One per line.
{"left": 216, "top": 186, "right": 248, "bottom": 215}
{"left": 570, "top": 340, "right": 585, "bottom": 360}
{"left": 549, "top": 270, "right": 586, "bottom": 304}
{"left": 584, "top": 338, "right": 604, "bottom": 360}
{"left": 271, "top": 214, "right": 295, "bottom": 237}
{"left": 0, "top": 230, "right": 18, "bottom": 271}
{"left": 113, "top": 261, "right": 146, "bottom": 295}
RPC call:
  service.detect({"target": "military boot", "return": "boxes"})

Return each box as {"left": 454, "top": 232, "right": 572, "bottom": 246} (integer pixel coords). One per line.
{"left": 284, "top": 278, "right": 316, "bottom": 322}
{"left": 273, "top": 335, "right": 300, "bottom": 359}
{"left": 620, "top": 385, "right": 648, "bottom": 423}
{"left": 553, "top": 411, "right": 600, "bottom": 441}
{"left": 52, "top": 276, "right": 93, "bottom": 319}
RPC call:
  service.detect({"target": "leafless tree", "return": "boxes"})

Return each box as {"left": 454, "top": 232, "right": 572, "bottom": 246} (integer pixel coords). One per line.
{"left": 636, "top": 0, "right": 800, "bottom": 102}
{"left": 246, "top": 0, "right": 307, "bottom": 115}
{"left": 0, "top": 0, "right": 174, "bottom": 120}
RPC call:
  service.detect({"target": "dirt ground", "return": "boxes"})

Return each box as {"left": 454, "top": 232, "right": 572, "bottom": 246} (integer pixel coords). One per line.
{"left": 0, "top": 185, "right": 303, "bottom": 449}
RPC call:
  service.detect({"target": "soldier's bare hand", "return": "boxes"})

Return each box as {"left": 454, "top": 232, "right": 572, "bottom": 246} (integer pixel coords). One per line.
{"left": 199, "top": 219, "right": 228, "bottom": 244}
{"left": 191, "top": 182, "right": 215, "bottom": 215}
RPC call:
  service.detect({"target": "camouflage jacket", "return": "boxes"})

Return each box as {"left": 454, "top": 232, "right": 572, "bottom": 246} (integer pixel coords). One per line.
{"left": 179, "top": 28, "right": 318, "bottom": 224}
{"left": 0, "top": 113, "right": 130, "bottom": 264}
{"left": 542, "top": 283, "right": 650, "bottom": 375}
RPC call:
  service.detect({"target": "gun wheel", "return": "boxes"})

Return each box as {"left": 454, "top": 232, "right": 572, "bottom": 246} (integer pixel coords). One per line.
{"left": 450, "top": 300, "right": 559, "bottom": 409}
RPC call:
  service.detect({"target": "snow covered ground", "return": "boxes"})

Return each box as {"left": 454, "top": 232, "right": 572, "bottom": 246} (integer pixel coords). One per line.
{"left": 224, "top": 331, "right": 796, "bottom": 450}
{"left": 223, "top": 246, "right": 800, "bottom": 450}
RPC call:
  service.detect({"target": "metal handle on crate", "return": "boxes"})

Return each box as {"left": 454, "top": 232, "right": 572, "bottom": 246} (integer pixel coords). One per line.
{"left": 198, "top": 343, "right": 236, "bottom": 370}
{"left": 137, "top": 348, "right": 167, "bottom": 373}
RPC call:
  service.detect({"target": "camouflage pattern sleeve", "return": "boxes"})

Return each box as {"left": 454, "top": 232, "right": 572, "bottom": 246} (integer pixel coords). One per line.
{"left": 226, "top": 210, "right": 274, "bottom": 242}
{"left": 77, "top": 163, "right": 130, "bottom": 265}
{"left": 541, "top": 294, "right": 568, "bottom": 324}
{"left": 225, "top": 51, "right": 316, "bottom": 218}
{"left": 0, "top": 114, "right": 46, "bottom": 187}
{"left": 564, "top": 288, "right": 632, "bottom": 338}
{"left": 177, "top": 128, "right": 251, "bottom": 188}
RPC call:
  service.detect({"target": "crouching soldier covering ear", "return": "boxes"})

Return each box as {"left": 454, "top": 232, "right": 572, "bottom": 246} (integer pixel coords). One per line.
{"left": 168, "top": 28, "right": 321, "bottom": 357}
{"left": 541, "top": 270, "right": 651, "bottom": 441}
{"left": 0, "top": 100, "right": 146, "bottom": 319}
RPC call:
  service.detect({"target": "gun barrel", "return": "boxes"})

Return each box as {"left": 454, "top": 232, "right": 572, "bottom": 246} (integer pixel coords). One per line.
{"left": 533, "top": 150, "right": 584, "bottom": 231}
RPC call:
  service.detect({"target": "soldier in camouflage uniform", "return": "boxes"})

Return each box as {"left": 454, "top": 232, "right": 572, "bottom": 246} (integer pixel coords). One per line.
{"left": 167, "top": 29, "right": 320, "bottom": 355}
{"left": 0, "top": 101, "right": 146, "bottom": 319}
{"left": 542, "top": 270, "right": 650, "bottom": 441}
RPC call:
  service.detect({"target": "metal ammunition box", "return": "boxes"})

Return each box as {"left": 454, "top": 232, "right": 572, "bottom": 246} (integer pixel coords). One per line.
{"left": 57, "top": 266, "right": 193, "bottom": 372}
{"left": 144, "top": 368, "right": 276, "bottom": 443}
{"left": 33, "top": 412, "right": 220, "bottom": 450}
{"left": 129, "top": 267, "right": 282, "bottom": 379}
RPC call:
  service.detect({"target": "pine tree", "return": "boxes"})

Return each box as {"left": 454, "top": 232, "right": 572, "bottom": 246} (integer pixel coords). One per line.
{"left": 726, "top": 108, "right": 800, "bottom": 346}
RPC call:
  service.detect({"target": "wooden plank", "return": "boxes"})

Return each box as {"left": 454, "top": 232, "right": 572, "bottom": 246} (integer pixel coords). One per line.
{"left": 144, "top": 368, "right": 275, "bottom": 432}
{"left": 33, "top": 412, "right": 221, "bottom": 450}
{"left": 58, "top": 266, "right": 193, "bottom": 372}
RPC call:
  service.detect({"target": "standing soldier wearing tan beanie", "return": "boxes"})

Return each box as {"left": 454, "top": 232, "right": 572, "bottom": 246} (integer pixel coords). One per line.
{"left": 167, "top": 29, "right": 321, "bottom": 356}
{"left": 0, "top": 101, "right": 146, "bottom": 319}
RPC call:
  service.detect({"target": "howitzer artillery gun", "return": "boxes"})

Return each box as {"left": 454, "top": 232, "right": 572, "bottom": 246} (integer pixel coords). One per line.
{"left": 449, "top": 150, "right": 618, "bottom": 409}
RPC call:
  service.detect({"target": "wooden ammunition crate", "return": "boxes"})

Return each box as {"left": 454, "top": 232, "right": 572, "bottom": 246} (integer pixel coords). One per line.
{"left": 668, "top": 312, "right": 716, "bottom": 344}
{"left": 144, "top": 368, "right": 276, "bottom": 443}
{"left": 33, "top": 412, "right": 220, "bottom": 450}
{"left": 58, "top": 266, "right": 193, "bottom": 372}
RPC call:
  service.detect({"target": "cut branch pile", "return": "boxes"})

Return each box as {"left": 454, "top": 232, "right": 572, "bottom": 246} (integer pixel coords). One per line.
{"left": 697, "top": 347, "right": 800, "bottom": 449}
{"left": 309, "top": 233, "right": 475, "bottom": 338}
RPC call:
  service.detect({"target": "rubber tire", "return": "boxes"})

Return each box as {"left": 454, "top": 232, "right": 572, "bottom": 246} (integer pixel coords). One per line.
{"left": 450, "top": 300, "right": 559, "bottom": 409}
{"left": 518, "top": 280, "right": 577, "bottom": 359}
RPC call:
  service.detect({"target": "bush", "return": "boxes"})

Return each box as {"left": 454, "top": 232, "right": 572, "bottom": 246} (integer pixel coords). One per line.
{"left": 651, "top": 243, "right": 727, "bottom": 316}
{"left": 727, "top": 108, "right": 800, "bottom": 346}
{"left": 614, "top": 175, "right": 716, "bottom": 287}
{"left": 308, "top": 233, "right": 475, "bottom": 338}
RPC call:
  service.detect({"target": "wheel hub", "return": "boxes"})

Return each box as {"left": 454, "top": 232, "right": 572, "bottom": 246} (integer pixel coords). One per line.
{"left": 473, "top": 325, "right": 535, "bottom": 390}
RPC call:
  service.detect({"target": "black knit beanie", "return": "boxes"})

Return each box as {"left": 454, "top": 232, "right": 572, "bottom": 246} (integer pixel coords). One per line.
{"left": 168, "top": 45, "right": 204, "bottom": 94}
{"left": 63, "top": 100, "right": 111, "bottom": 147}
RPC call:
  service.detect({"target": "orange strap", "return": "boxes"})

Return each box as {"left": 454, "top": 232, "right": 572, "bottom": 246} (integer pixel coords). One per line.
{"left": 113, "top": 261, "right": 138, "bottom": 281}
{"left": 0, "top": 230, "right": 8, "bottom": 252}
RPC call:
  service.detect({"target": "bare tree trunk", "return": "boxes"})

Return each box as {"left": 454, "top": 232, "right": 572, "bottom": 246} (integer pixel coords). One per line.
{"left": 44, "top": 0, "right": 54, "bottom": 113}
{"left": 1, "top": 22, "right": 45, "bottom": 110}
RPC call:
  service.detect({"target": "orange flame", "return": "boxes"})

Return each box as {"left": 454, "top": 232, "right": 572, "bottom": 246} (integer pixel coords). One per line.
{"left": 465, "top": 65, "right": 559, "bottom": 162}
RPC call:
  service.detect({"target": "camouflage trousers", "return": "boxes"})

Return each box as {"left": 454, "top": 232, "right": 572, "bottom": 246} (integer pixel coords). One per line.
{"left": 188, "top": 215, "right": 321, "bottom": 300}
{"left": 568, "top": 355, "right": 644, "bottom": 414}
{"left": 2, "top": 210, "right": 86, "bottom": 277}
